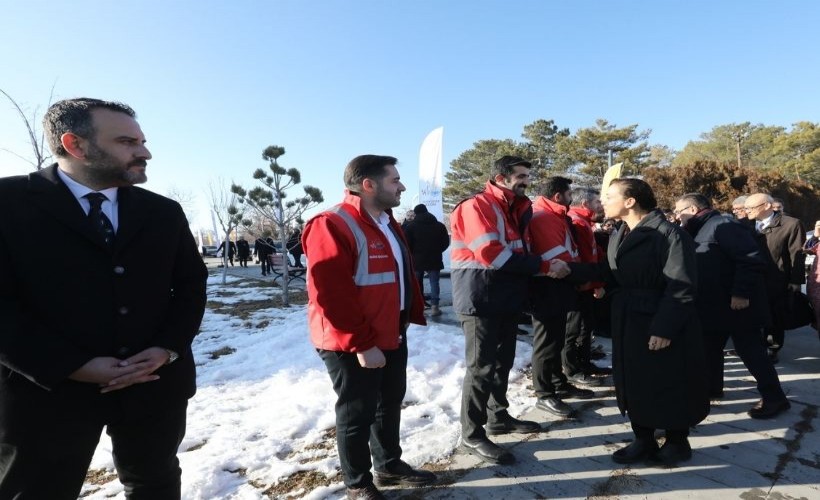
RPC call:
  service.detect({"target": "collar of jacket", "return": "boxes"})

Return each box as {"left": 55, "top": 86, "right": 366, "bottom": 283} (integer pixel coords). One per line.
{"left": 534, "top": 196, "right": 569, "bottom": 216}
{"left": 682, "top": 208, "right": 718, "bottom": 236}
{"left": 484, "top": 180, "right": 532, "bottom": 212}
{"left": 342, "top": 191, "right": 395, "bottom": 229}
{"left": 568, "top": 205, "right": 595, "bottom": 221}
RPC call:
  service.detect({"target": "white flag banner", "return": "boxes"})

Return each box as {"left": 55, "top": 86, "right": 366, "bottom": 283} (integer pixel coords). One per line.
{"left": 418, "top": 126, "right": 444, "bottom": 222}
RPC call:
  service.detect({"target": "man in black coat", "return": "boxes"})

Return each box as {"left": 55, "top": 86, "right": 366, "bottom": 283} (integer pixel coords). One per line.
{"left": 675, "top": 194, "right": 789, "bottom": 419}
{"left": 403, "top": 204, "right": 450, "bottom": 316}
{"left": 0, "top": 98, "right": 208, "bottom": 499}
{"left": 254, "top": 235, "right": 273, "bottom": 275}
{"left": 744, "top": 193, "right": 806, "bottom": 360}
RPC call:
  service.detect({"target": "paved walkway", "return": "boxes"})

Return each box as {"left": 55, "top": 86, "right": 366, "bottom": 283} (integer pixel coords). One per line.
{"left": 215, "top": 261, "right": 820, "bottom": 499}
{"left": 422, "top": 312, "right": 820, "bottom": 499}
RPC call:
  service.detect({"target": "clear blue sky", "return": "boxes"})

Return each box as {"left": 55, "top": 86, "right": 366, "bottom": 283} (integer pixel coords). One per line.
{"left": 2, "top": 1, "right": 819, "bottom": 229}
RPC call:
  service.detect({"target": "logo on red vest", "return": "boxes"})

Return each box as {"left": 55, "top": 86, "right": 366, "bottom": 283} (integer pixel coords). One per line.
{"left": 369, "top": 240, "right": 385, "bottom": 251}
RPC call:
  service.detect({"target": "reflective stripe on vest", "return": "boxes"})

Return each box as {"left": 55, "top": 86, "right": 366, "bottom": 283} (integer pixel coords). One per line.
{"left": 331, "top": 206, "right": 397, "bottom": 286}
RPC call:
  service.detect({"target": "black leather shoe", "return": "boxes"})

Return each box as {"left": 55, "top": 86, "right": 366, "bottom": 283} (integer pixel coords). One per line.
{"left": 748, "top": 398, "right": 791, "bottom": 419}
{"left": 373, "top": 460, "right": 436, "bottom": 487}
{"left": 567, "top": 373, "right": 602, "bottom": 387}
{"left": 612, "top": 438, "right": 660, "bottom": 464}
{"left": 460, "top": 437, "right": 515, "bottom": 464}
{"left": 588, "top": 364, "right": 613, "bottom": 377}
{"left": 535, "top": 396, "right": 574, "bottom": 417}
{"left": 346, "top": 484, "right": 386, "bottom": 499}
{"left": 649, "top": 439, "right": 692, "bottom": 466}
{"left": 486, "top": 416, "right": 542, "bottom": 435}
{"left": 555, "top": 383, "right": 595, "bottom": 399}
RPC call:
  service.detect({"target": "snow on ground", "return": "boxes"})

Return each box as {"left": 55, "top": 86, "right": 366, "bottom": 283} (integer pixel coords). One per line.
{"left": 80, "top": 274, "right": 535, "bottom": 499}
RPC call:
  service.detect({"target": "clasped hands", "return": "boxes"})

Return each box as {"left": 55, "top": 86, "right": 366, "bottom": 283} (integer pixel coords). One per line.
{"left": 546, "top": 259, "right": 571, "bottom": 279}
{"left": 68, "top": 347, "right": 171, "bottom": 393}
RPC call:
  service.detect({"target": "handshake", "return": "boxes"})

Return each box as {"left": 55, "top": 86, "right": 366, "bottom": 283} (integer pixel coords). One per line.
{"left": 547, "top": 259, "right": 571, "bottom": 279}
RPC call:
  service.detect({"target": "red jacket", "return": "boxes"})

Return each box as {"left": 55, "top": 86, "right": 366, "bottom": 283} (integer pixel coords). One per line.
{"left": 303, "top": 193, "right": 425, "bottom": 352}
{"left": 568, "top": 206, "right": 604, "bottom": 290}
{"left": 450, "top": 181, "right": 543, "bottom": 315}
{"left": 529, "top": 197, "right": 579, "bottom": 273}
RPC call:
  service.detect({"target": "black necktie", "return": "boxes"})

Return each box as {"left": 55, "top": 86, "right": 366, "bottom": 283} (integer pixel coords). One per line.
{"left": 84, "top": 192, "right": 115, "bottom": 248}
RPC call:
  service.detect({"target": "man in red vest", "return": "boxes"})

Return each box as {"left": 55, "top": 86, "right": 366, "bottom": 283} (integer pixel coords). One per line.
{"left": 450, "top": 156, "right": 546, "bottom": 465}
{"left": 303, "top": 155, "right": 434, "bottom": 500}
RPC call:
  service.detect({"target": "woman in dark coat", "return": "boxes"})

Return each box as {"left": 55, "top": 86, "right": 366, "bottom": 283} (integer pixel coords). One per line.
{"left": 565, "top": 178, "right": 709, "bottom": 466}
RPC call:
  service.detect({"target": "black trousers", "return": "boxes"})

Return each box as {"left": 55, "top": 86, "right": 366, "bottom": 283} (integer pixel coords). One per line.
{"left": 459, "top": 314, "right": 518, "bottom": 440}
{"left": 705, "top": 326, "right": 786, "bottom": 403}
{"left": 563, "top": 291, "right": 596, "bottom": 377}
{"left": 531, "top": 312, "right": 569, "bottom": 398}
{"left": 260, "top": 255, "right": 271, "bottom": 274}
{"left": 0, "top": 379, "right": 187, "bottom": 500}
{"left": 319, "top": 336, "right": 407, "bottom": 488}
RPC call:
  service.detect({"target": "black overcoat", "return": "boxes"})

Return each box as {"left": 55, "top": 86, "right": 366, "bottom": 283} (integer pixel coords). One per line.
{"left": 685, "top": 210, "right": 770, "bottom": 331}
{"left": 404, "top": 212, "right": 450, "bottom": 271}
{"left": 571, "top": 210, "right": 709, "bottom": 429}
{"left": 0, "top": 165, "right": 208, "bottom": 413}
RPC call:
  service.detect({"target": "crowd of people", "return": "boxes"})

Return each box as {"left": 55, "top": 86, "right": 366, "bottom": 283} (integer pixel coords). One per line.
{"left": 302, "top": 154, "right": 816, "bottom": 499}
{"left": 1, "top": 96, "right": 814, "bottom": 499}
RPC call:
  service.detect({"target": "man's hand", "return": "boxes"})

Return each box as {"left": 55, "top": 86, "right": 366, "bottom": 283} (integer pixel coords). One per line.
{"left": 593, "top": 287, "right": 606, "bottom": 299}
{"left": 648, "top": 335, "right": 671, "bottom": 350}
{"left": 356, "top": 346, "right": 386, "bottom": 368}
{"left": 787, "top": 283, "right": 802, "bottom": 293}
{"left": 547, "top": 259, "right": 570, "bottom": 279}
{"left": 68, "top": 357, "right": 146, "bottom": 385}
{"left": 730, "top": 296, "right": 750, "bottom": 310}
{"left": 99, "top": 347, "right": 170, "bottom": 393}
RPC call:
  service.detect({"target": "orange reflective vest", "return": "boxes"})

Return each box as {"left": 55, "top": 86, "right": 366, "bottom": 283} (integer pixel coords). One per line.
{"left": 450, "top": 181, "right": 541, "bottom": 315}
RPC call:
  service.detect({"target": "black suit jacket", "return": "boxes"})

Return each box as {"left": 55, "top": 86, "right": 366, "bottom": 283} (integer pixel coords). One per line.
{"left": 0, "top": 165, "right": 207, "bottom": 410}
{"left": 686, "top": 210, "right": 770, "bottom": 331}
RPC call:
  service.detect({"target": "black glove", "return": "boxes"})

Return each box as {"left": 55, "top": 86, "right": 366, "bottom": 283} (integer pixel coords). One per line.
{"left": 787, "top": 283, "right": 802, "bottom": 293}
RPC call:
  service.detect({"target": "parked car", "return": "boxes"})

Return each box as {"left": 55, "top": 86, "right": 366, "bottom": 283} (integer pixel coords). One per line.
{"left": 201, "top": 245, "right": 219, "bottom": 257}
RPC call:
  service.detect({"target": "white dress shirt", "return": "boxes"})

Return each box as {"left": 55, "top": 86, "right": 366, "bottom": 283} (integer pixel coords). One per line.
{"left": 372, "top": 211, "right": 405, "bottom": 311}
{"left": 57, "top": 168, "right": 120, "bottom": 232}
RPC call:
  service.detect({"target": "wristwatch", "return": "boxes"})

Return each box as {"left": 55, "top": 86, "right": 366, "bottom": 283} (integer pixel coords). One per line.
{"left": 165, "top": 349, "right": 179, "bottom": 365}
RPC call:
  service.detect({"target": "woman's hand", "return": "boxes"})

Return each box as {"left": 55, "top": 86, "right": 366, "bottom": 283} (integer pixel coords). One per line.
{"left": 648, "top": 335, "right": 671, "bottom": 351}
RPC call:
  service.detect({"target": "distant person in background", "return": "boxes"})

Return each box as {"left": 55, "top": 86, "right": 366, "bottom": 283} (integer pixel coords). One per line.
{"left": 731, "top": 196, "right": 749, "bottom": 220}
{"left": 771, "top": 198, "right": 785, "bottom": 214}
{"left": 216, "top": 239, "right": 237, "bottom": 266}
{"left": 804, "top": 221, "right": 820, "bottom": 330}
{"left": 254, "top": 235, "right": 272, "bottom": 276}
{"left": 287, "top": 228, "right": 304, "bottom": 267}
{"left": 236, "top": 237, "right": 251, "bottom": 268}
{"left": 403, "top": 204, "right": 450, "bottom": 316}
{"left": 401, "top": 209, "right": 415, "bottom": 233}
{"left": 744, "top": 193, "right": 806, "bottom": 361}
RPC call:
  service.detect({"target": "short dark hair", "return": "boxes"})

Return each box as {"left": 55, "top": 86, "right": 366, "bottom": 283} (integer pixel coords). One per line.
{"left": 542, "top": 176, "right": 573, "bottom": 198}
{"left": 343, "top": 155, "right": 397, "bottom": 193}
{"left": 610, "top": 178, "right": 657, "bottom": 211}
{"left": 570, "top": 187, "right": 598, "bottom": 207}
{"left": 492, "top": 155, "right": 531, "bottom": 179}
{"left": 43, "top": 98, "right": 136, "bottom": 157}
{"left": 677, "top": 192, "right": 712, "bottom": 210}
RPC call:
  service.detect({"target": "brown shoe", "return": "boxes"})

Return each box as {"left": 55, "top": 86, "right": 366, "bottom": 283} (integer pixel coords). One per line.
{"left": 346, "top": 484, "right": 386, "bottom": 499}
